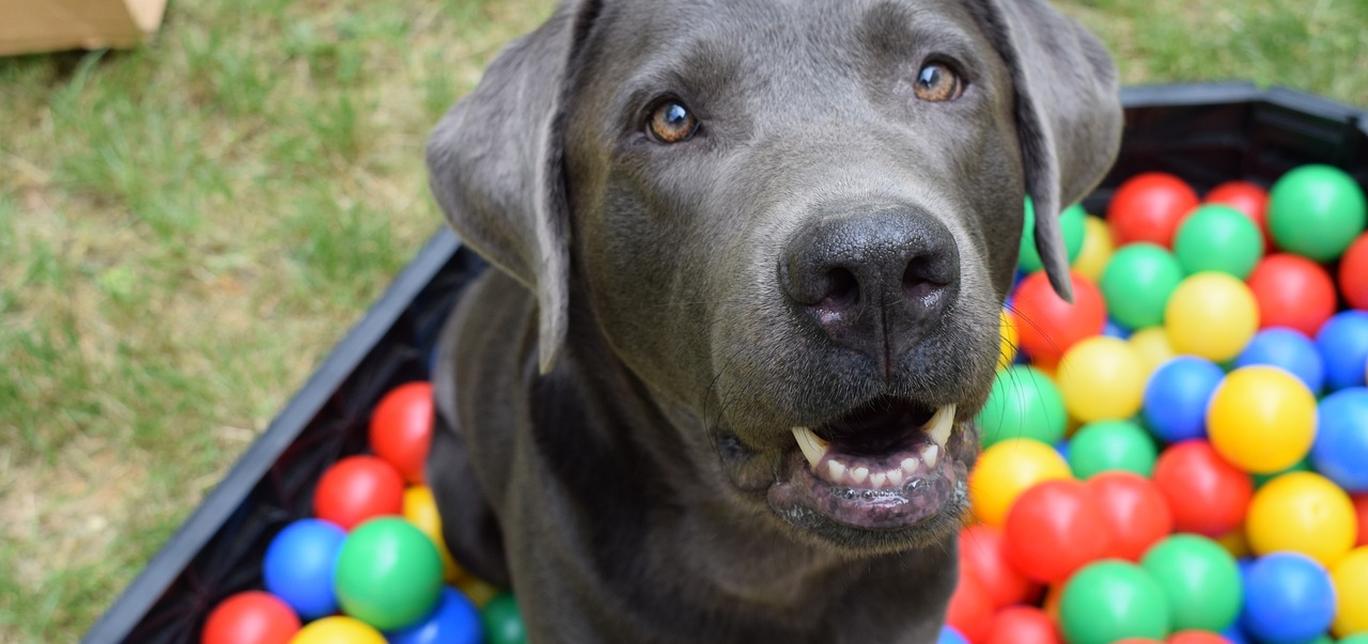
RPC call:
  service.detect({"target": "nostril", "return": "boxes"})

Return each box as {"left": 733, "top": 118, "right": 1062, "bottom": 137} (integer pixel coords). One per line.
{"left": 818, "top": 267, "right": 859, "bottom": 312}
{"left": 902, "top": 256, "right": 943, "bottom": 301}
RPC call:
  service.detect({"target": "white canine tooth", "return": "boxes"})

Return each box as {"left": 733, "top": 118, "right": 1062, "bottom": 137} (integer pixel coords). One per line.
{"left": 851, "top": 466, "right": 869, "bottom": 484}
{"left": 921, "top": 443, "right": 940, "bottom": 468}
{"left": 926, "top": 404, "right": 956, "bottom": 448}
{"left": 870, "top": 471, "right": 887, "bottom": 488}
{"left": 827, "top": 460, "right": 847, "bottom": 482}
{"left": 901, "top": 457, "right": 920, "bottom": 474}
{"left": 886, "top": 469, "right": 904, "bottom": 486}
{"left": 791, "top": 426, "right": 829, "bottom": 472}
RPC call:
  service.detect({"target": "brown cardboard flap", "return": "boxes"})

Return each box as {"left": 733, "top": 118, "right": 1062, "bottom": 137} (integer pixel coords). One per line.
{"left": 0, "top": 0, "right": 168, "bottom": 56}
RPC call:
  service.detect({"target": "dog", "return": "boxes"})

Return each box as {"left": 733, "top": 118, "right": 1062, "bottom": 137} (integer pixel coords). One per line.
{"left": 424, "top": 0, "right": 1121, "bottom": 641}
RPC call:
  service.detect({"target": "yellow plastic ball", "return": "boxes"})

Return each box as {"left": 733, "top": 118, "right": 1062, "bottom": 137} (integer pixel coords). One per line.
{"left": 998, "top": 309, "right": 1019, "bottom": 371}
{"left": 1207, "top": 366, "right": 1317, "bottom": 473}
{"left": 1128, "top": 327, "right": 1175, "bottom": 379}
{"left": 1216, "top": 528, "right": 1251, "bottom": 559}
{"left": 968, "top": 438, "right": 1072, "bottom": 526}
{"left": 1073, "top": 216, "right": 1114, "bottom": 281}
{"left": 290, "top": 616, "right": 386, "bottom": 644}
{"left": 1055, "top": 336, "right": 1146, "bottom": 423}
{"left": 457, "top": 576, "right": 500, "bottom": 608}
{"left": 403, "top": 485, "right": 463, "bottom": 582}
{"left": 1246, "top": 472, "right": 1357, "bottom": 568}
{"left": 1164, "top": 272, "right": 1259, "bottom": 361}
{"left": 1332, "top": 546, "right": 1368, "bottom": 638}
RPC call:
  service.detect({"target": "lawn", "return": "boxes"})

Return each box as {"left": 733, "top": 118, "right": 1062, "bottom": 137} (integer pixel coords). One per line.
{"left": 0, "top": 0, "right": 1364, "bottom": 641}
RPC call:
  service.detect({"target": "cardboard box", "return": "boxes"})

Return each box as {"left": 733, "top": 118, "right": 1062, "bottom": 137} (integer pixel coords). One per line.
{"left": 0, "top": 0, "right": 167, "bottom": 56}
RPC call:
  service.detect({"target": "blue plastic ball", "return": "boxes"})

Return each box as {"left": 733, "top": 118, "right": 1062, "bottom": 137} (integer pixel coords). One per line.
{"left": 1142, "top": 356, "right": 1224, "bottom": 442}
{"left": 387, "top": 588, "right": 482, "bottom": 644}
{"left": 1238, "top": 553, "right": 1336, "bottom": 644}
{"left": 1317, "top": 310, "right": 1368, "bottom": 391}
{"left": 263, "top": 519, "right": 346, "bottom": 620}
{"left": 1104, "top": 319, "right": 1131, "bottom": 339}
{"left": 1235, "top": 327, "right": 1325, "bottom": 394}
{"left": 937, "top": 626, "right": 969, "bottom": 644}
{"left": 1311, "top": 387, "right": 1368, "bottom": 492}
{"left": 1220, "top": 625, "right": 1251, "bottom": 644}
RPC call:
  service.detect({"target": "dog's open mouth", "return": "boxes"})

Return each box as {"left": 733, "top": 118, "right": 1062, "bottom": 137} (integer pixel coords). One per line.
{"left": 767, "top": 396, "right": 969, "bottom": 537}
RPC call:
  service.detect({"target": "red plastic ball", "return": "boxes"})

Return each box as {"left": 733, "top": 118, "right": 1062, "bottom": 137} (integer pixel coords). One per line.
{"left": 1003, "top": 480, "right": 1115, "bottom": 583}
{"left": 946, "top": 569, "right": 994, "bottom": 644}
{"left": 313, "top": 456, "right": 405, "bottom": 530}
{"left": 1153, "top": 441, "right": 1252, "bottom": 537}
{"left": 959, "top": 524, "right": 1039, "bottom": 608}
{"left": 1108, "top": 172, "right": 1199, "bottom": 247}
{"left": 1011, "top": 272, "right": 1107, "bottom": 367}
{"left": 202, "top": 591, "right": 300, "bottom": 644}
{"left": 1205, "top": 181, "right": 1270, "bottom": 249}
{"left": 1168, "top": 631, "right": 1232, "bottom": 644}
{"left": 369, "top": 382, "right": 435, "bottom": 484}
{"left": 1246, "top": 254, "right": 1336, "bottom": 337}
{"left": 1341, "top": 233, "right": 1368, "bottom": 310}
{"left": 985, "top": 606, "right": 1062, "bottom": 644}
{"left": 1355, "top": 493, "right": 1368, "bottom": 547}
{"left": 1084, "top": 472, "right": 1173, "bottom": 561}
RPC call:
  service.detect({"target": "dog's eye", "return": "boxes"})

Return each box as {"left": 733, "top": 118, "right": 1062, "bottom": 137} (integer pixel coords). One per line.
{"left": 914, "top": 62, "right": 964, "bottom": 102}
{"left": 646, "top": 99, "right": 699, "bottom": 144}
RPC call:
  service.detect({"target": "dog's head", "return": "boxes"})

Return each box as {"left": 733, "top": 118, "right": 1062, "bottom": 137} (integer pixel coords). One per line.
{"left": 428, "top": 0, "right": 1120, "bottom": 552}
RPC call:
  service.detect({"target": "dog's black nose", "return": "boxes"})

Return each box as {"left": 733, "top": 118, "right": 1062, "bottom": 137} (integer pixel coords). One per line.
{"left": 781, "top": 207, "right": 959, "bottom": 367}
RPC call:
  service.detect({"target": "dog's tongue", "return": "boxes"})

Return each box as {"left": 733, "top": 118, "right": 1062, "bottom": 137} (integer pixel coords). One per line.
{"left": 790, "top": 404, "right": 955, "bottom": 490}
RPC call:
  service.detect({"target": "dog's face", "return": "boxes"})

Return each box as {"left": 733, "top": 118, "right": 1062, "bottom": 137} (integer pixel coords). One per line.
{"left": 429, "top": 0, "right": 1119, "bottom": 552}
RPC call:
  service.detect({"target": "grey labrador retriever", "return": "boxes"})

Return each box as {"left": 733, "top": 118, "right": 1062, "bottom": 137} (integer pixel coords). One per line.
{"left": 425, "top": 0, "right": 1120, "bottom": 641}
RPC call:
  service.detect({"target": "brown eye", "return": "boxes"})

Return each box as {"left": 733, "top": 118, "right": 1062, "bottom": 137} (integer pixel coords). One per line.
{"left": 647, "top": 99, "right": 699, "bottom": 143}
{"left": 914, "top": 61, "right": 964, "bottom": 102}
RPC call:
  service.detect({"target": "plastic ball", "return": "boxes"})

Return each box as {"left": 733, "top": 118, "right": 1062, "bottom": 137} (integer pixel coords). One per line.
{"left": 998, "top": 309, "right": 1018, "bottom": 370}
{"left": 334, "top": 517, "right": 444, "bottom": 631}
{"left": 1164, "top": 273, "right": 1259, "bottom": 362}
{"left": 938, "top": 626, "right": 970, "bottom": 644}
{"left": 1311, "top": 388, "right": 1368, "bottom": 491}
{"left": 1317, "top": 311, "right": 1368, "bottom": 391}
{"left": 1143, "top": 357, "right": 1224, "bottom": 443}
{"left": 289, "top": 616, "right": 385, "bottom": 644}
{"left": 1217, "top": 529, "right": 1251, "bottom": 559}
{"left": 264, "top": 519, "right": 346, "bottom": 620}
{"left": 1207, "top": 366, "right": 1317, "bottom": 473}
{"left": 1267, "top": 164, "right": 1367, "bottom": 261}
{"left": 969, "top": 438, "right": 1073, "bottom": 526}
{"left": 1140, "top": 535, "right": 1242, "bottom": 632}
{"left": 1013, "top": 272, "right": 1107, "bottom": 366}
{"left": 1086, "top": 472, "right": 1173, "bottom": 561}
{"left": 1341, "top": 233, "right": 1368, "bottom": 310}
{"left": 1108, "top": 172, "right": 1200, "bottom": 247}
{"left": 1004, "top": 480, "right": 1115, "bottom": 583}
{"left": 482, "top": 594, "right": 528, "bottom": 644}
{"left": 959, "top": 524, "right": 1039, "bottom": 608}
{"left": 1332, "top": 546, "right": 1368, "bottom": 637}
{"left": 947, "top": 570, "right": 993, "bottom": 643}
{"left": 1021, "top": 199, "right": 1087, "bottom": 272}
{"left": 456, "top": 576, "right": 499, "bottom": 608}
{"left": 1173, "top": 205, "right": 1263, "bottom": 278}
{"left": 985, "top": 606, "right": 1062, "bottom": 644}
{"left": 1239, "top": 552, "right": 1336, "bottom": 644}
{"left": 314, "top": 456, "right": 406, "bottom": 530}
{"left": 1068, "top": 420, "right": 1158, "bottom": 478}
{"left": 1246, "top": 471, "right": 1357, "bottom": 567}
{"left": 978, "top": 365, "right": 1067, "bottom": 447}
{"left": 1074, "top": 215, "right": 1114, "bottom": 281}
{"left": 1205, "top": 180, "right": 1270, "bottom": 247}
{"left": 1153, "top": 441, "right": 1252, "bottom": 536}
{"left": 1247, "top": 255, "right": 1338, "bottom": 337}
{"left": 1056, "top": 337, "right": 1146, "bottom": 422}
{"left": 1129, "top": 328, "right": 1176, "bottom": 378}
{"left": 1100, "top": 244, "right": 1185, "bottom": 330}
{"left": 1167, "top": 632, "right": 1234, "bottom": 644}
{"left": 369, "top": 382, "right": 435, "bottom": 484}
{"left": 1060, "top": 560, "right": 1172, "bottom": 644}
{"left": 1234, "top": 327, "right": 1324, "bottom": 394}
{"left": 202, "top": 591, "right": 300, "bottom": 644}
{"left": 1105, "top": 319, "right": 1131, "bottom": 339}
{"left": 387, "top": 588, "right": 482, "bottom": 644}
{"left": 403, "top": 486, "right": 462, "bottom": 582}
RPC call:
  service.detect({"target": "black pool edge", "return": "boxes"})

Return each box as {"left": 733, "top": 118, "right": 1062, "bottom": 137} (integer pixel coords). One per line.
{"left": 83, "top": 82, "right": 1366, "bottom": 644}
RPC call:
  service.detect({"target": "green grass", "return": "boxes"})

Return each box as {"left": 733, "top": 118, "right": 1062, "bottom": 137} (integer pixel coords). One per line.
{"left": 0, "top": 0, "right": 1363, "bottom": 641}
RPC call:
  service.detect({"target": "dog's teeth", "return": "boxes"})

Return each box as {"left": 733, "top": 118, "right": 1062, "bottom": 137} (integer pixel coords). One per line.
{"left": 925, "top": 404, "right": 956, "bottom": 448}
{"left": 850, "top": 466, "right": 869, "bottom": 484}
{"left": 921, "top": 443, "right": 940, "bottom": 468}
{"left": 900, "top": 457, "right": 919, "bottom": 474}
{"left": 791, "top": 427, "right": 829, "bottom": 472}
{"left": 870, "top": 471, "right": 887, "bottom": 488}
{"left": 827, "top": 459, "right": 847, "bottom": 482}
{"left": 887, "top": 469, "right": 904, "bottom": 486}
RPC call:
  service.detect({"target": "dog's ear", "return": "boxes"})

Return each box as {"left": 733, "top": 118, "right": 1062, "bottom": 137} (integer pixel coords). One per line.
{"left": 426, "top": 2, "right": 599, "bottom": 373}
{"left": 970, "top": 0, "right": 1122, "bottom": 301}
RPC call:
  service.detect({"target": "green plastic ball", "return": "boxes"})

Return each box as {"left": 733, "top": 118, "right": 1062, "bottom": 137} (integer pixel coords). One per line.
{"left": 1020, "top": 198, "right": 1087, "bottom": 272}
{"left": 1340, "top": 635, "right": 1368, "bottom": 644}
{"left": 1173, "top": 205, "right": 1263, "bottom": 278}
{"left": 482, "top": 594, "right": 528, "bottom": 644}
{"left": 1067, "top": 420, "right": 1158, "bottom": 478}
{"left": 1139, "top": 534, "right": 1243, "bottom": 632}
{"left": 977, "top": 365, "right": 1067, "bottom": 448}
{"left": 333, "top": 517, "right": 444, "bottom": 631}
{"left": 1060, "top": 560, "right": 1171, "bottom": 644}
{"left": 1099, "top": 243, "right": 1184, "bottom": 329}
{"left": 1268, "top": 164, "right": 1367, "bottom": 261}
